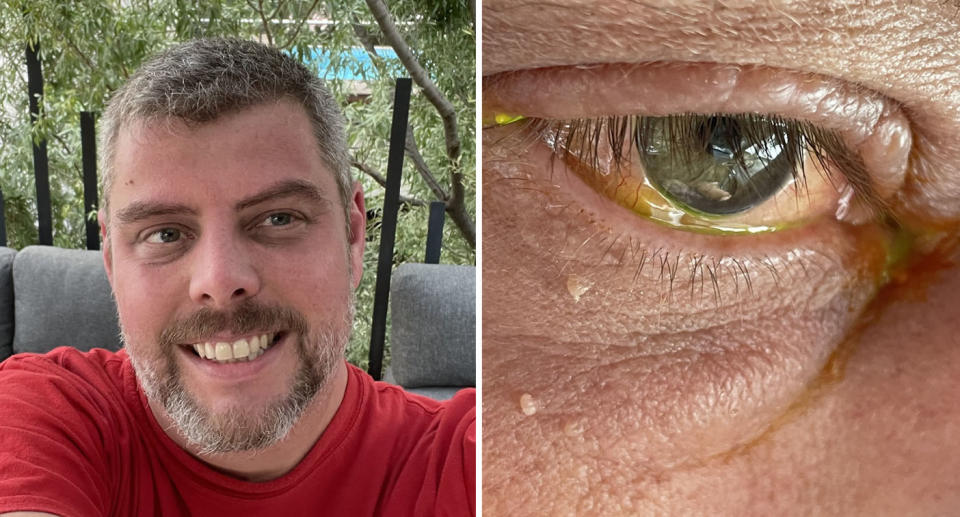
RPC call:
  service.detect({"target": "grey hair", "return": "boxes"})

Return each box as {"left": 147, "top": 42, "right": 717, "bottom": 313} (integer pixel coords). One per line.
{"left": 99, "top": 38, "right": 352, "bottom": 230}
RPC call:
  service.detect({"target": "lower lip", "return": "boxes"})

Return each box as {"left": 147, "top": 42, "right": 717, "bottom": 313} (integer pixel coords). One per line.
{"left": 180, "top": 333, "right": 287, "bottom": 381}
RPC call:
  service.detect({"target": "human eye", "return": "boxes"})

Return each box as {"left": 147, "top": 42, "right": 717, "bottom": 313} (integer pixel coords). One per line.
{"left": 249, "top": 210, "right": 309, "bottom": 238}
{"left": 259, "top": 212, "right": 296, "bottom": 227}
{"left": 142, "top": 227, "right": 184, "bottom": 244}
{"left": 483, "top": 63, "right": 918, "bottom": 238}
{"left": 494, "top": 111, "right": 879, "bottom": 235}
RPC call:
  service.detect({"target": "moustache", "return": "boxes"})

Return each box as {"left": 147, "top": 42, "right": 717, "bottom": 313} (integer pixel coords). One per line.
{"left": 157, "top": 301, "right": 309, "bottom": 347}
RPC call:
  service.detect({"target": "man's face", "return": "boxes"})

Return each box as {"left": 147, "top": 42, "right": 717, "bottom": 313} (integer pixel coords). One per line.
{"left": 101, "top": 100, "right": 365, "bottom": 454}
{"left": 482, "top": 0, "right": 960, "bottom": 514}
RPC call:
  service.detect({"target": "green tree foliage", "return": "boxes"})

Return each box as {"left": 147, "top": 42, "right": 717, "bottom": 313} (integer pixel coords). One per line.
{"left": 0, "top": 0, "right": 475, "bottom": 370}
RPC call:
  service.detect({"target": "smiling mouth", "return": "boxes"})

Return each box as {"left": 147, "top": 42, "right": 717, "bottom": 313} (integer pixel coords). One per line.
{"left": 187, "top": 332, "right": 283, "bottom": 364}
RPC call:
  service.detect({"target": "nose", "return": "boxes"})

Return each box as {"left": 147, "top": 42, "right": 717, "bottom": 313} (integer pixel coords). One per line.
{"left": 187, "top": 228, "right": 262, "bottom": 308}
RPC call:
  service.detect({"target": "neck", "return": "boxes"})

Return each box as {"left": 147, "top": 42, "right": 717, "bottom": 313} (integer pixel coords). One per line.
{"left": 149, "top": 361, "right": 349, "bottom": 482}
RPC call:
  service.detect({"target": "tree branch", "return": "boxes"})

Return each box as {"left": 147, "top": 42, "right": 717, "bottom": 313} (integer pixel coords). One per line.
{"left": 278, "top": 0, "right": 321, "bottom": 49}
{"left": 403, "top": 128, "right": 475, "bottom": 248}
{"left": 363, "top": 0, "right": 461, "bottom": 163}
{"left": 351, "top": 158, "right": 427, "bottom": 207}
{"left": 404, "top": 126, "right": 447, "bottom": 201}
{"left": 247, "top": 0, "right": 274, "bottom": 46}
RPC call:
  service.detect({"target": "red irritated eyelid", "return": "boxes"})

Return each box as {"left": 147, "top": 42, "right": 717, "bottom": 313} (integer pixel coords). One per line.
{"left": 483, "top": 62, "right": 912, "bottom": 202}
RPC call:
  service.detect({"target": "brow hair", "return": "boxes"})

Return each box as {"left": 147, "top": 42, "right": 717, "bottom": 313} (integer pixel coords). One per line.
{"left": 114, "top": 202, "right": 195, "bottom": 226}
{"left": 234, "top": 179, "right": 330, "bottom": 212}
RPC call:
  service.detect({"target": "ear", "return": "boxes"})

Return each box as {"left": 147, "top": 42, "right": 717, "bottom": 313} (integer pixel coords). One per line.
{"left": 99, "top": 209, "right": 115, "bottom": 289}
{"left": 347, "top": 181, "right": 366, "bottom": 289}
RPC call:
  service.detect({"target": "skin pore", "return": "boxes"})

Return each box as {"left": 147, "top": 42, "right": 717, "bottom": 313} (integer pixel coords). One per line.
{"left": 101, "top": 100, "right": 366, "bottom": 482}
{"left": 482, "top": 1, "right": 960, "bottom": 515}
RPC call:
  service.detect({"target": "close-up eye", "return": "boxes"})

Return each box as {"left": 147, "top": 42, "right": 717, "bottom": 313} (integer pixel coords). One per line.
{"left": 494, "top": 110, "right": 880, "bottom": 234}
{"left": 481, "top": 2, "right": 960, "bottom": 515}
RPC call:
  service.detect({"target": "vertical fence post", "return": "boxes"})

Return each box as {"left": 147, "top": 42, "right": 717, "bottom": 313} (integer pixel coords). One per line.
{"left": 80, "top": 112, "right": 99, "bottom": 250}
{"left": 0, "top": 189, "right": 7, "bottom": 247}
{"left": 367, "top": 78, "right": 412, "bottom": 381}
{"left": 424, "top": 201, "right": 445, "bottom": 264}
{"left": 25, "top": 39, "right": 52, "bottom": 246}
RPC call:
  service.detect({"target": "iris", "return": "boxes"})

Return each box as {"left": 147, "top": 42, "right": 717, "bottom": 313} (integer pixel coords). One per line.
{"left": 638, "top": 115, "right": 797, "bottom": 217}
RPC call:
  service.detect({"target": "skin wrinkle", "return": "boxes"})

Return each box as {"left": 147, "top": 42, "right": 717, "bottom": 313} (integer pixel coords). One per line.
{"left": 482, "top": 0, "right": 960, "bottom": 513}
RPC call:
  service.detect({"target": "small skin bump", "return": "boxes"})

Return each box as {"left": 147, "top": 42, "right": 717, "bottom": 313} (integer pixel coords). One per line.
{"left": 564, "top": 419, "right": 585, "bottom": 437}
{"left": 567, "top": 274, "right": 592, "bottom": 302}
{"left": 520, "top": 393, "right": 538, "bottom": 416}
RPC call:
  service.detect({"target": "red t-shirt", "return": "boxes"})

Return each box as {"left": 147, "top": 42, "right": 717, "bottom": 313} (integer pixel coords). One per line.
{"left": 0, "top": 347, "right": 475, "bottom": 516}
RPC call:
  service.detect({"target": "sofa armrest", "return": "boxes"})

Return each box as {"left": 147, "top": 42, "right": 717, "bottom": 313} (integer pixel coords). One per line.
{"left": 388, "top": 263, "right": 475, "bottom": 390}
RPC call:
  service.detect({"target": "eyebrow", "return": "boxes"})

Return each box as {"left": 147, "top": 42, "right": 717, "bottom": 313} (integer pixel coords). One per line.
{"left": 113, "top": 179, "right": 330, "bottom": 226}
{"left": 234, "top": 179, "right": 329, "bottom": 211}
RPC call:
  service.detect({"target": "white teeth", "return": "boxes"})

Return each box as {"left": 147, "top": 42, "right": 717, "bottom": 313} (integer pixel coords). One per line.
{"left": 192, "top": 333, "right": 275, "bottom": 364}
{"left": 215, "top": 342, "right": 232, "bottom": 360}
{"left": 232, "top": 339, "right": 249, "bottom": 359}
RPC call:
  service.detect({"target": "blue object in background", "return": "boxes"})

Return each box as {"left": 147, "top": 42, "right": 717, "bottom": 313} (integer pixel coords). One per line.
{"left": 300, "top": 46, "right": 400, "bottom": 81}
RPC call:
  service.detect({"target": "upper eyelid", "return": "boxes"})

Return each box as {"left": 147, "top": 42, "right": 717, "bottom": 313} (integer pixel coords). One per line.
{"left": 484, "top": 62, "right": 896, "bottom": 141}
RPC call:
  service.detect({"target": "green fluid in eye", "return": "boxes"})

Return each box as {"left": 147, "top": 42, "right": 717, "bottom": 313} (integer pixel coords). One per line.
{"left": 637, "top": 115, "right": 797, "bottom": 218}
{"left": 494, "top": 113, "right": 525, "bottom": 126}
{"left": 614, "top": 180, "right": 785, "bottom": 236}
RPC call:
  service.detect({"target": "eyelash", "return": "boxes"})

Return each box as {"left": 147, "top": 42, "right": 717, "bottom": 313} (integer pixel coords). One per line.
{"left": 519, "top": 113, "right": 886, "bottom": 221}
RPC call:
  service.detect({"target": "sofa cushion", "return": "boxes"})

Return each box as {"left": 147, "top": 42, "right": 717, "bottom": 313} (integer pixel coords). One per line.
{"left": 389, "top": 263, "right": 475, "bottom": 389}
{"left": 0, "top": 247, "right": 17, "bottom": 361}
{"left": 12, "top": 246, "right": 121, "bottom": 355}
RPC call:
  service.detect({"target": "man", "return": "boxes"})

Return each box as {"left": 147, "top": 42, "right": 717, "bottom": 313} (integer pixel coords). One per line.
{"left": 482, "top": 0, "right": 960, "bottom": 515}
{"left": 0, "top": 38, "right": 475, "bottom": 516}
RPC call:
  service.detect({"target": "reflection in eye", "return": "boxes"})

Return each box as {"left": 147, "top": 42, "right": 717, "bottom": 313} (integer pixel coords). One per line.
{"left": 638, "top": 115, "right": 807, "bottom": 215}
{"left": 495, "top": 112, "right": 884, "bottom": 235}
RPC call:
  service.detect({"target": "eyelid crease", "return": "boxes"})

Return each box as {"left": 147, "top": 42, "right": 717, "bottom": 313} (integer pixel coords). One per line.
{"left": 483, "top": 61, "right": 913, "bottom": 216}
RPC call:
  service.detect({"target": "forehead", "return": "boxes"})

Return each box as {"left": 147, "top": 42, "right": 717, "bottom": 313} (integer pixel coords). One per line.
{"left": 108, "top": 100, "right": 333, "bottom": 214}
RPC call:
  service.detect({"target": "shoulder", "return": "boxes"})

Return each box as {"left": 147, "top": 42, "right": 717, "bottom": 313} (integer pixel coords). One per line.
{"left": 347, "top": 368, "right": 476, "bottom": 516}
{"left": 0, "top": 348, "right": 132, "bottom": 516}
{"left": 0, "top": 347, "right": 128, "bottom": 400}
{"left": 350, "top": 364, "right": 475, "bottom": 426}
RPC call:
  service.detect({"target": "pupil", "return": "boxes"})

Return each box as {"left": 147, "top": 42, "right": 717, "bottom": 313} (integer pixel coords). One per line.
{"left": 272, "top": 214, "right": 290, "bottom": 225}
{"left": 637, "top": 114, "right": 797, "bottom": 216}
{"left": 160, "top": 229, "right": 179, "bottom": 242}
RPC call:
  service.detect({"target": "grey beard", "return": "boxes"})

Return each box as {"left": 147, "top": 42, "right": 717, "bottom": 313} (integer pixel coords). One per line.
{"left": 126, "top": 300, "right": 353, "bottom": 455}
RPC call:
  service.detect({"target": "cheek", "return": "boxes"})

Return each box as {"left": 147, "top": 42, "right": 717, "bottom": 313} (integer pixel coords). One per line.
{"left": 481, "top": 127, "right": 891, "bottom": 477}
{"left": 264, "top": 244, "right": 353, "bottom": 316}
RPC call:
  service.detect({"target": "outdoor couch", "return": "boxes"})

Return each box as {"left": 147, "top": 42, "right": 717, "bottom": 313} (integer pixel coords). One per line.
{"left": 0, "top": 245, "right": 475, "bottom": 400}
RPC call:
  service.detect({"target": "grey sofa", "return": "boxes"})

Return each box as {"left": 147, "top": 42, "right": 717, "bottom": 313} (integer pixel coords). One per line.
{"left": 0, "top": 246, "right": 474, "bottom": 399}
